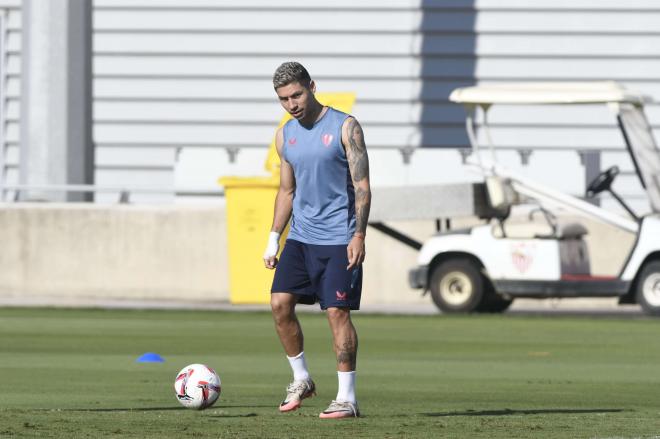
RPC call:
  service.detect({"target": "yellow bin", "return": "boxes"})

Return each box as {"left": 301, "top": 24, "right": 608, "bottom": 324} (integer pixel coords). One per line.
{"left": 219, "top": 174, "right": 288, "bottom": 304}
{"left": 220, "top": 93, "right": 356, "bottom": 304}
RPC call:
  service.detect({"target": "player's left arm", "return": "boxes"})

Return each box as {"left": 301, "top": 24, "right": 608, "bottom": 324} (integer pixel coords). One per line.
{"left": 342, "top": 116, "right": 371, "bottom": 270}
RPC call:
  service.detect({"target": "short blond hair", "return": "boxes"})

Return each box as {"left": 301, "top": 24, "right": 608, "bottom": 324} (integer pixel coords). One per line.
{"left": 273, "top": 61, "right": 311, "bottom": 89}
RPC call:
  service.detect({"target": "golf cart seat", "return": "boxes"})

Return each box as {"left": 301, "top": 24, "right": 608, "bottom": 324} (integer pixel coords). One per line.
{"left": 533, "top": 219, "right": 588, "bottom": 240}
{"left": 555, "top": 222, "right": 588, "bottom": 240}
{"left": 484, "top": 176, "right": 518, "bottom": 221}
{"left": 491, "top": 220, "right": 587, "bottom": 240}
{"left": 484, "top": 177, "right": 588, "bottom": 240}
{"left": 556, "top": 222, "right": 591, "bottom": 275}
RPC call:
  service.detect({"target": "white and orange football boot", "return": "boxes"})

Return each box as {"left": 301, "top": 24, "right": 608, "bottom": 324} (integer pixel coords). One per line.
{"left": 319, "top": 400, "right": 360, "bottom": 419}
{"left": 279, "top": 378, "right": 316, "bottom": 412}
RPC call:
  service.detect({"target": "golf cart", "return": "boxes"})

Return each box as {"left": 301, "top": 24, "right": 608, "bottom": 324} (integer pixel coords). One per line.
{"left": 408, "top": 82, "right": 660, "bottom": 316}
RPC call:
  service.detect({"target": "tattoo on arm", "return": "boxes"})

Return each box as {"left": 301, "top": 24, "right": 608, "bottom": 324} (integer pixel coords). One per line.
{"left": 355, "top": 187, "right": 370, "bottom": 237}
{"left": 346, "top": 118, "right": 371, "bottom": 235}
{"left": 347, "top": 119, "right": 369, "bottom": 181}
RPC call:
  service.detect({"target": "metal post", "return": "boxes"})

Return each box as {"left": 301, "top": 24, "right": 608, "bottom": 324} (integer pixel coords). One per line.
{"left": 581, "top": 150, "right": 601, "bottom": 206}
{"left": 518, "top": 149, "right": 533, "bottom": 166}
{"left": 20, "top": 0, "right": 93, "bottom": 202}
{"left": 399, "top": 146, "right": 415, "bottom": 165}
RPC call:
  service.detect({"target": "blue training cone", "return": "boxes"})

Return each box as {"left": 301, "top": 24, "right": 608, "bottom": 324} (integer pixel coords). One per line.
{"left": 136, "top": 352, "right": 165, "bottom": 363}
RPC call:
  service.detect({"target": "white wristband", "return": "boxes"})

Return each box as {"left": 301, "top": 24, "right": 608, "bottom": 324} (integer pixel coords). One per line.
{"left": 263, "top": 231, "right": 281, "bottom": 258}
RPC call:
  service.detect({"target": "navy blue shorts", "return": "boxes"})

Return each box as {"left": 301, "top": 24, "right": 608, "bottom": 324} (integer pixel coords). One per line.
{"left": 271, "top": 239, "right": 362, "bottom": 310}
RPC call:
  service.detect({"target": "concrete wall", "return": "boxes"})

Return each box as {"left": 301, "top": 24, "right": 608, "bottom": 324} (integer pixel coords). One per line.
{"left": 0, "top": 203, "right": 438, "bottom": 306}
{"left": 0, "top": 203, "right": 636, "bottom": 307}
{"left": 0, "top": 203, "right": 228, "bottom": 300}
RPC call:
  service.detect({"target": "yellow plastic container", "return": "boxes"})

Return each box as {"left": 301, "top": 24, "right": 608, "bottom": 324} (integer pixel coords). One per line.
{"left": 220, "top": 93, "right": 356, "bottom": 304}
{"left": 219, "top": 174, "right": 288, "bottom": 304}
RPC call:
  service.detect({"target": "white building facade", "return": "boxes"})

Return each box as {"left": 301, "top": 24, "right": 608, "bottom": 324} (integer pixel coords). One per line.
{"left": 1, "top": 0, "right": 659, "bottom": 212}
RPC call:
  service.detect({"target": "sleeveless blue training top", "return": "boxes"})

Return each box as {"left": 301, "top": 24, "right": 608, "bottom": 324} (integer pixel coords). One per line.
{"left": 282, "top": 107, "right": 355, "bottom": 245}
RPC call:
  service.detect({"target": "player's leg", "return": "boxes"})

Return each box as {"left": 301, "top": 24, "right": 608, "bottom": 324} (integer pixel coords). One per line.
{"left": 319, "top": 307, "right": 360, "bottom": 418}
{"left": 271, "top": 292, "right": 304, "bottom": 357}
{"left": 271, "top": 292, "right": 316, "bottom": 411}
{"left": 326, "top": 306, "right": 358, "bottom": 373}
{"left": 270, "top": 240, "right": 317, "bottom": 412}
{"left": 315, "top": 244, "right": 362, "bottom": 419}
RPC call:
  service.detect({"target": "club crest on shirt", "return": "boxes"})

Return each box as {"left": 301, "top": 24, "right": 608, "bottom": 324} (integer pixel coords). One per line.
{"left": 321, "top": 134, "right": 333, "bottom": 146}
{"left": 288, "top": 137, "right": 297, "bottom": 145}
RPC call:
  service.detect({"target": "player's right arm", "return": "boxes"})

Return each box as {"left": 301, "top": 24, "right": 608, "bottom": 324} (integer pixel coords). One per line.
{"left": 264, "top": 127, "right": 295, "bottom": 269}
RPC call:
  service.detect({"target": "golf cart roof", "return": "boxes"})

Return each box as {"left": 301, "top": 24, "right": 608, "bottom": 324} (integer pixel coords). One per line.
{"left": 449, "top": 82, "right": 650, "bottom": 106}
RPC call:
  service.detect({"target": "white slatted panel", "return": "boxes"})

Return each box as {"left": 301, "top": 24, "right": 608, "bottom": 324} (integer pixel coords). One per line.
{"left": 0, "top": 2, "right": 20, "bottom": 193}
{"left": 2, "top": 0, "right": 658, "bottom": 209}
{"left": 92, "top": 1, "right": 479, "bottom": 195}
{"left": 90, "top": 0, "right": 660, "bottom": 210}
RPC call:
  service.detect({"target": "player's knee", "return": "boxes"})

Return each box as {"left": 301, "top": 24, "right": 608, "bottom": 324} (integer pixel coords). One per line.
{"left": 270, "top": 293, "right": 295, "bottom": 318}
{"left": 326, "top": 307, "right": 350, "bottom": 324}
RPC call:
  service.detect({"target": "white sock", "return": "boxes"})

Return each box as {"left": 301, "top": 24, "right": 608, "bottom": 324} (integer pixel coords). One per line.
{"left": 336, "top": 371, "right": 356, "bottom": 403}
{"left": 287, "top": 351, "right": 310, "bottom": 381}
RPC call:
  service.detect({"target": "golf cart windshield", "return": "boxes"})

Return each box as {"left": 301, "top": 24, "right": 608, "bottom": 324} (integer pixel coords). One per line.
{"left": 617, "top": 104, "right": 660, "bottom": 213}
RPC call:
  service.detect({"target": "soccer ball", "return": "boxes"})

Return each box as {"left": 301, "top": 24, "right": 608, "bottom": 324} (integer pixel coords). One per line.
{"left": 174, "top": 364, "right": 221, "bottom": 410}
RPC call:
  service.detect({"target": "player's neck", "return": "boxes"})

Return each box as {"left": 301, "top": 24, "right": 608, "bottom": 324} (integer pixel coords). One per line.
{"left": 299, "top": 103, "right": 327, "bottom": 128}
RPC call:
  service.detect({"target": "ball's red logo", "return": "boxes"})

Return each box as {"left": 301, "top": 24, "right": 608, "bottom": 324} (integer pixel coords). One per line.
{"left": 322, "top": 134, "right": 333, "bottom": 146}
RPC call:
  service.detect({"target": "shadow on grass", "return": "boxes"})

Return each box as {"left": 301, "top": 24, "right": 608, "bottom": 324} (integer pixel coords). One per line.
{"left": 207, "top": 413, "right": 258, "bottom": 418}
{"left": 507, "top": 309, "right": 645, "bottom": 319}
{"left": 35, "top": 407, "right": 184, "bottom": 412}
{"left": 423, "top": 408, "right": 625, "bottom": 417}
{"left": 36, "top": 405, "right": 269, "bottom": 413}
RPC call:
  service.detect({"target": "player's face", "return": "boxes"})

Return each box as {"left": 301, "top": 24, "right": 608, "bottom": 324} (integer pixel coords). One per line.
{"left": 276, "top": 81, "right": 315, "bottom": 121}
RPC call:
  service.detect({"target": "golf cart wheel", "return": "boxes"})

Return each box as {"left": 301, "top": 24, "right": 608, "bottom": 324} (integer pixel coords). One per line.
{"left": 636, "top": 261, "right": 660, "bottom": 316}
{"left": 478, "top": 294, "right": 514, "bottom": 313}
{"left": 429, "top": 259, "right": 484, "bottom": 313}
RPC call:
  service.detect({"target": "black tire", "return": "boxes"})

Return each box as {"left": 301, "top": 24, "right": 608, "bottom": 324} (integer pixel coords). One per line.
{"left": 478, "top": 294, "right": 514, "bottom": 313}
{"left": 429, "top": 259, "right": 485, "bottom": 313}
{"left": 635, "top": 260, "right": 660, "bottom": 316}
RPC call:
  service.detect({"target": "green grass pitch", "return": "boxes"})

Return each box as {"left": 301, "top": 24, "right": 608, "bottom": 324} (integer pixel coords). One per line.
{"left": 1, "top": 307, "right": 659, "bottom": 438}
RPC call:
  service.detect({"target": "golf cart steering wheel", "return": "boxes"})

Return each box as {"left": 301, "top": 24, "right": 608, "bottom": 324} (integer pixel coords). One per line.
{"left": 586, "top": 166, "right": 619, "bottom": 197}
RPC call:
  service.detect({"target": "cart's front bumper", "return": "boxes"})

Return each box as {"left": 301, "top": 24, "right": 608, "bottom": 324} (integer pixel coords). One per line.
{"left": 408, "top": 265, "right": 429, "bottom": 289}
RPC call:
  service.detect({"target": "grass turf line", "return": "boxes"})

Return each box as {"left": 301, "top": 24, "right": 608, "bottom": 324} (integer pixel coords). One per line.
{"left": 0, "top": 307, "right": 659, "bottom": 438}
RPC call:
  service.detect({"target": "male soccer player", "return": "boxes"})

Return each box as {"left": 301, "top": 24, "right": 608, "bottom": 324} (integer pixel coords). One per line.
{"left": 263, "top": 61, "right": 371, "bottom": 419}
